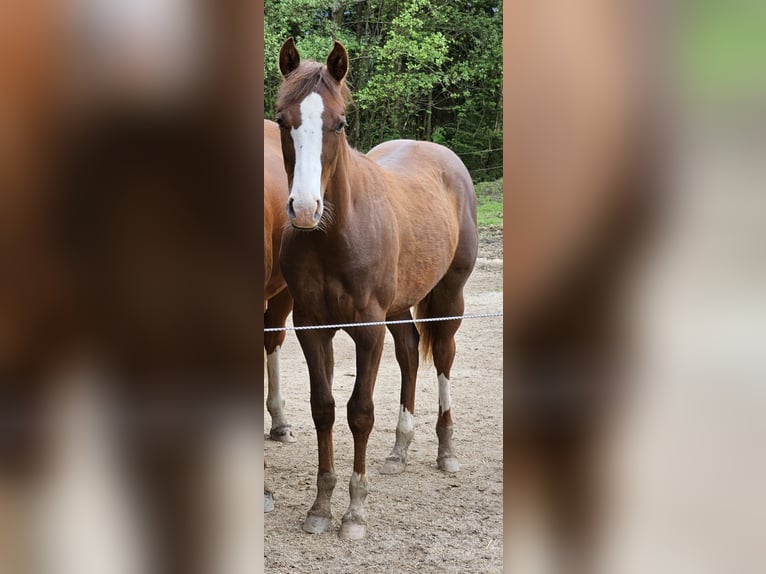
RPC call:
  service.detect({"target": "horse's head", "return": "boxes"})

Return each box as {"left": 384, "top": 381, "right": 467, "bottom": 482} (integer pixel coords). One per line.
{"left": 276, "top": 38, "right": 349, "bottom": 230}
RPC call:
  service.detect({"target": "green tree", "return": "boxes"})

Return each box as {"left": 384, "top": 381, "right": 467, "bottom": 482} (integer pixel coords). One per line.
{"left": 264, "top": 0, "right": 503, "bottom": 182}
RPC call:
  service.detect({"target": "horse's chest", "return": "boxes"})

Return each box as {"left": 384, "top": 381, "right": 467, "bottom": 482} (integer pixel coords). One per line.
{"left": 283, "top": 231, "right": 396, "bottom": 321}
{"left": 323, "top": 276, "right": 368, "bottom": 316}
{"left": 295, "top": 273, "right": 387, "bottom": 326}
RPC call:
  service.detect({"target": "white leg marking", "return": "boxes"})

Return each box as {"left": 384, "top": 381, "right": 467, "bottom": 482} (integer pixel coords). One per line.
{"left": 438, "top": 373, "right": 452, "bottom": 414}
{"left": 266, "top": 346, "right": 281, "bottom": 390}
{"left": 289, "top": 92, "right": 325, "bottom": 220}
{"left": 349, "top": 472, "right": 366, "bottom": 498}
{"left": 340, "top": 471, "right": 369, "bottom": 538}
{"left": 265, "top": 347, "right": 284, "bottom": 420}
{"left": 397, "top": 406, "right": 415, "bottom": 441}
{"left": 266, "top": 346, "right": 293, "bottom": 441}
{"left": 383, "top": 406, "right": 415, "bottom": 473}
{"left": 346, "top": 471, "right": 368, "bottom": 519}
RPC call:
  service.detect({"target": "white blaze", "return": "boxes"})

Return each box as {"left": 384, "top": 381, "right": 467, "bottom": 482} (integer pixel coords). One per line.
{"left": 289, "top": 92, "right": 325, "bottom": 218}
{"left": 438, "top": 373, "right": 452, "bottom": 414}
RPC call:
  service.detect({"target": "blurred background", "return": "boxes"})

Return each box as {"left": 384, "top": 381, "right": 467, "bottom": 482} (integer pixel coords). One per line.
{"left": 606, "top": 1, "right": 766, "bottom": 572}
{"left": 504, "top": 1, "right": 766, "bottom": 573}
{"left": 0, "top": 1, "right": 263, "bottom": 573}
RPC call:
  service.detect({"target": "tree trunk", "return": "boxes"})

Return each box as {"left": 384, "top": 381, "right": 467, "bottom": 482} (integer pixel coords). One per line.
{"left": 425, "top": 90, "right": 434, "bottom": 140}
{"left": 332, "top": 0, "right": 344, "bottom": 28}
{"left": 495, "top": 86, "right": 503, "bottom": 134}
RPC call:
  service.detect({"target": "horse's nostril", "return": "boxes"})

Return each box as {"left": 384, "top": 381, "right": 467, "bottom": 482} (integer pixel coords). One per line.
{"left": 287, "top": 197, "right": 296, "bottom": 219}
{"left": 314, "top": 200, "right": 322, "bottom": 221}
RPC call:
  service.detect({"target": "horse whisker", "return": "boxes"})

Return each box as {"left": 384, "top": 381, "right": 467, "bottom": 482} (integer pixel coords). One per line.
{"left": 318, "top": 200, "right": 336, "bottom": 231}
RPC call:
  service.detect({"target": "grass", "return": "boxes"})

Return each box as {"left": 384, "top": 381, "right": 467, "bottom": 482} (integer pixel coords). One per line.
{"left": 474, "top": 178, "right": 503, "bottom": 227}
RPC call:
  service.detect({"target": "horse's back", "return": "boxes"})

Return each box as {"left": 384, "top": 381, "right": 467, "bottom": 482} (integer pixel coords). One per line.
{"left": 367, "top": 139, "right": 477, "bottom": 239}
{"left": 368, "top": 140, "right": 474, "bottom": 200}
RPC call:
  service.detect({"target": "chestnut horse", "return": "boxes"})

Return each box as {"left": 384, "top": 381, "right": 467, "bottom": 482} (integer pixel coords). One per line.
{"left": 264, "top": 118, "right": 294, "bottom": 513}
{"left": 275, "top": 38, "right": 478, "bottom": 540}
{"left": 264, "top": 118, "right": 295, "bottom": 444}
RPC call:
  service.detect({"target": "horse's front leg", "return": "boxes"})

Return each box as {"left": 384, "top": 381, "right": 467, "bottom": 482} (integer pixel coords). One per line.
{"left": 295, "top": 325, "right": 337, "bottom": 534}
{"left": 341, "top": 322, "right": 385, "bottom": 540}
{"left": 265, "top": 288, "right": 296, "bottom": 443}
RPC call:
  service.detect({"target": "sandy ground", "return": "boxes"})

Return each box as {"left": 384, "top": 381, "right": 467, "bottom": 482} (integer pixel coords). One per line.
{"left": 264, "top": 229, "right": 503, "bottom": 573}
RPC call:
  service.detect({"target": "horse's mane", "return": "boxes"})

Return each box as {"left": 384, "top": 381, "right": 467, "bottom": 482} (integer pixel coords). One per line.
{"left": 277, "top": 61, "right": 351, "bottom": 110}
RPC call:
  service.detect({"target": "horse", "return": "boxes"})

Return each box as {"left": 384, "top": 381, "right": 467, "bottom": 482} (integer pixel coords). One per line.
{"left": 263, "top": 118, "right": 295, "bottom": 512}
{"left": 264, "top": 118, "right": 295, "bottom": 444}
{"left": 275, "top": 37, "right": 479, "bottom": 540}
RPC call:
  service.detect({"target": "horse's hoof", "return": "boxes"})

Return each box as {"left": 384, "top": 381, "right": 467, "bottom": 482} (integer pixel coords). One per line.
{"left": 339, "top": 521, "right": 367, "bottom": 540}
{"left": 303, "top": 514, "right": 333, "bottom": 534}
{"left": 270, "top": 426, "right": 297, "bottom": 443}
{"left": 264, "top": 491, "right": 275, "bottom": 513}
{"left": 380, "top": 457, "right": 406, "bottom": 475}
{"left": 437, "top": 456, "right": 460, "bottom": 473}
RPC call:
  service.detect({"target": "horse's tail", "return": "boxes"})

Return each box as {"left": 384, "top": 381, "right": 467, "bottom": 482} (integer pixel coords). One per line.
{"left": 414, "top": 295, "right": 435, "bottom": 364}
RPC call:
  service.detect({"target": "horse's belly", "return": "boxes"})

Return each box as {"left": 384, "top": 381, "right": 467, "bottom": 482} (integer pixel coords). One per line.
{"left": 390, "top": 251, "right": 455, "bottom": 314}
{"left": 395, "top": 214, "right": 460, "bottom": 303}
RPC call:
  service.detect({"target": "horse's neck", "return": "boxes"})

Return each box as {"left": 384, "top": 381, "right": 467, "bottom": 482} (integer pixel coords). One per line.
{"left": 325, "top": 142, "right": 369, "bottom": 229}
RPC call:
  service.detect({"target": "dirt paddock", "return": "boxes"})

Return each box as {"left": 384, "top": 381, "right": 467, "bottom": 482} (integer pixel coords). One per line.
{"left": 264, "top": 228, "right": 503, "bottom": 573}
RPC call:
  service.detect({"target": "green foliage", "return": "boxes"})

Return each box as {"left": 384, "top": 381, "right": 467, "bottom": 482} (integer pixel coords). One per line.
{"left": 265, "top": 0, "right": 503, "bottom": 184}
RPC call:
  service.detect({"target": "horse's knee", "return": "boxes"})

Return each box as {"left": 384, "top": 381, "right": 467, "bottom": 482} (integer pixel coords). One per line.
{"left": 310, "top": 396, "right": 335, "bottom": 431}
{"left": 346, "top": 398, "right": 374, "bottom": 437}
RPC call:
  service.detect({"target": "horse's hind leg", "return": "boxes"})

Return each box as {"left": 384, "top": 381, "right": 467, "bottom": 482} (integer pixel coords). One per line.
{"left": 380, "top": 310, "right": 419, "bottom": 475}
{"left": 420, "top": 275, "right": 471, "bottom": 473}
{"left": 265, "top": 288, "right": 295, "bottom": 443}
{"left": 432, "top": 323, "right": 461, "bottom": 473}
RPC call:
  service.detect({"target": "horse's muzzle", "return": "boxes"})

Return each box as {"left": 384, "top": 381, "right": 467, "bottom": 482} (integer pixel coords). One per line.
{"left": 287, "top": 197, "right": 322, "bottom": 229}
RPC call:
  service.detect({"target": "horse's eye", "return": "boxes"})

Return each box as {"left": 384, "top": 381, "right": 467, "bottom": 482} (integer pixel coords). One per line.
{"left": 275, "top": 114, "right": 285, "bottom": 128}
{"left": 335, "top": 119, "right": 347, "bottom": 134}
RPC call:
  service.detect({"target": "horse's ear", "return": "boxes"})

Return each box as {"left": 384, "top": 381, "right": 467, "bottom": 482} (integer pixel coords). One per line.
{"left": 326, "top": 40, "right": 349, "bottom": 83}
{"left": 279, "top": 37, "right": 301, "bottom": 77}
